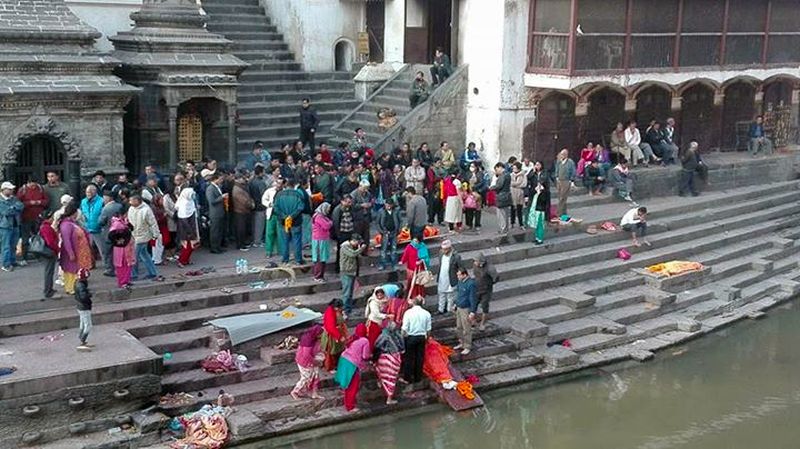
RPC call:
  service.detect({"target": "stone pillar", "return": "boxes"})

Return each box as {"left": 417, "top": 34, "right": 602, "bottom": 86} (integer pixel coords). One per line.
{"left": 68, "top": 159, "right": 82, "bottom": 198}
{"left": 711, "top": 90, "right": 725, "bottom": 151}
{"left": 624, "top": 98, "right": 637, "bottom": 123}
{"left": 227, "top": 103, "right": 237, "bottom": 164}
{"left": 754, "top": 88, "right": 765, "bottom": 115}
{"left": 168, "top": 105, "right": 178, "bottom": 170}
{"left": 384, "top": 0, "right": 406, "bottom": 64}
{"left": 1, "top": 162, "right": 14, "bottom": 183}
{"left": 353, "top": 63, "right": 396, "bottom": 101}
{"left": 790, "top": 87, "right": 800, "bottom": 136}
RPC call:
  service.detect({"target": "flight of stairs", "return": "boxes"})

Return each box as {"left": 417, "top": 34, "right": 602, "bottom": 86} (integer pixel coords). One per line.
{"left": 9, "top": 174, "right": 800, "bottom": 448}
{"left": 331, "top": 64, "right": 429, "bottom": 146}
{"left": 201, "top": 0, "right": 359, "bottom": 158}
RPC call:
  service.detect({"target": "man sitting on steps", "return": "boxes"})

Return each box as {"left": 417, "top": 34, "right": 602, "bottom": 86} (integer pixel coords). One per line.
{"left": 409, "top": 71, "right": 430, "bottom": 109}
{"left": 621, "top": 206, "right": 650, "bottom": 248}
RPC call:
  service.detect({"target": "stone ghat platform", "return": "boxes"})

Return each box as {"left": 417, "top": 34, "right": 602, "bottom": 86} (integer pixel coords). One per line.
{"left": 0, "top": 328, "right": 162, "bottom": 448}
{"left": 0, "top": 154, "right": 798, "bottom": 448}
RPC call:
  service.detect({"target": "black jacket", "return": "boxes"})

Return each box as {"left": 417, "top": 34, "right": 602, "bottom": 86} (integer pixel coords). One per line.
{"left": 377, "top": 207, "right": 402, "bottom": 233}
{"left": 437, "top": 250, "right": 464, "bottom": 289}
{"left": 74, "top": 280, "right": 92, "bottom": 311}
{"left": 299, "top": 107, "right": 320, "bottom": 130}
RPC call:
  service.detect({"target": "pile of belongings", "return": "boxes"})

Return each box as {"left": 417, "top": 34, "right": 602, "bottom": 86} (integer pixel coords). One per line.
{"left": 159, "top": 392, "right": 195, "bottom": 407}
{"left": 169, "top": 404, "right": 230, "bottom": 449}
{"left": 645, "top": 261, "right": 705, "bottom": 277}
{"left": 372, "top": 225, "right": 440, "bottom": 247}
{"left": 200, "top": 350, "right": 248, "bottom": 374}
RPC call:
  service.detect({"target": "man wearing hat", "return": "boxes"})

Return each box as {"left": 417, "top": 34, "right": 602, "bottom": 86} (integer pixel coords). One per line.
{"left": 350, "top": 179, "right": 374, "bottom": 245}
{"left": 436, "top": 239, "right": 464, "bottom": 314}
{"left": 0, "top": 181, "right": 24, "bottom": 272}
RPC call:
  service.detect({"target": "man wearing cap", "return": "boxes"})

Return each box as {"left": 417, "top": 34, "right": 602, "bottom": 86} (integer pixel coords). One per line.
{"left": 0, "top": 182, "right": 24, "bottom": 272}
{"left": 16, "top": 176, "right": 48, "bottom": 264}
{"left": 350, "top": 179, "right": 374, "bottom": 245}
{"left": 91, "top": 170, "right": 111, "bottom": 197}
{"left": 436, "top": 239, "right": 464, "bottom": 314}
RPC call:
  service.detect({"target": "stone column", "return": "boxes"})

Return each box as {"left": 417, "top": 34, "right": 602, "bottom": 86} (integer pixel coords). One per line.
{"left": 383, "top": 0, "right": 407, "bottom": 64}
{"left": 168, "top": 105, "right": 178, "bottom": 170}
{"left": 227, "top": 103, "right": 237, "bottom": 164}
{"left": 790, "top": 87, "right": 800, "bottom": 135}
{"left": 711, "top": 90, "right": 725, "bottom": 151}
{"left": 1, "top": 162, "right": 14, "bottom": 183}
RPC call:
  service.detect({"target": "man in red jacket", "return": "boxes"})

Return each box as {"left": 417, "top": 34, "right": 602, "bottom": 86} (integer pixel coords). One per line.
{"left": 17, "top": 176, "right": 49, "bottom": 264}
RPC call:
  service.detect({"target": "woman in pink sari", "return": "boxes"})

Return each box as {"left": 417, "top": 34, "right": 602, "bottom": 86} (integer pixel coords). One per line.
{"left": 108, "top": 215, "right": 135, "bottom": 289}
{"left": 333, "top": 323, "right": 371, "bottom": 412}
{"left": 291, "top": 324, "right": 324, "bottom": 400}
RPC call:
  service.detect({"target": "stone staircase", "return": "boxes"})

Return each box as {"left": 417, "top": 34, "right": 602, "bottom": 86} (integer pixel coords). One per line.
{"left": 330, "top": 64, "right": 422, "bottom": 146}
{"left": 201, "top": 0, "right": 358, "bottom": 158}
{"left": 7, "top": 172, "right": 800, "bottom": 447}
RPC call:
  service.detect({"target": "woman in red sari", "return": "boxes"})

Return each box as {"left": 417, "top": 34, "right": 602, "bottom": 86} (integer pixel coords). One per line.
{"left": 320, "top": 299, "right": 348, "bottom": 372}
{"left": 576, "top": 142, "right": 597, "bottom": 178}
{"left": 399, "top": 237, "right": 430, "bottom": 299}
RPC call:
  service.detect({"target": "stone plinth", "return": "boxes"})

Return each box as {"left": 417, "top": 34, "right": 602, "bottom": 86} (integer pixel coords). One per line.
{"left": 636, "top": 266, "right": 712, "bottom": 293}
{"left": 354, "top": 63, "right": 396, "bottom": 101}
{"left": 0, "top": 326, "right": 161, "bottom": 447}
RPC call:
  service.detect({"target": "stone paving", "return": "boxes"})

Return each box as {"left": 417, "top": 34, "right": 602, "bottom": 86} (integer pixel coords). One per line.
{"left": 1, "top": 154, "right": 799, "bottom": 448}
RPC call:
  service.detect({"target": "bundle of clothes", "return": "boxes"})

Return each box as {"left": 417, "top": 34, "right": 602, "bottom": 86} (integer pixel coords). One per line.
{"left": 200, "top": 350, "right": 248, "bottom": 374}
{"left": 422, "top": 339, "right": 478, "bottom": 401}
{"left": 169, "top": 404, "right": 230, "bottom": 449}
{"left": 645, "top": 261, "right": 705, "bottom": 277}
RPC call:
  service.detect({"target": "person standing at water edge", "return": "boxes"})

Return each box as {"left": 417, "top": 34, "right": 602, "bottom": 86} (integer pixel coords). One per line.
{"left": 291, "top": 324, "right": 325, "bottom": 400}
{"left": 334, "top": 323, "right": 371, "bottom": 412}
{"left": 473, "top": 254, "right": 498, "bottom": 331}
{"left": 401, "top": 296, "right": 431, "bottom": 384}
{"left": 374, "top": 322, "right": 405, "bottom": 405}
{"left": 453, "top": 268, "right": 477, "bottom": 355}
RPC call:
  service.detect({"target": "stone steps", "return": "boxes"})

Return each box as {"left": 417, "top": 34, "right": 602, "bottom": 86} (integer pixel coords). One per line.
{"left": 0, "top": 182, "right": 794, "bottom": 340}
{"left": 330, "top": 64, "right": 432, "bottom": 148}
{"left": 200, "top": 0, "right": 359, "bottom": 154}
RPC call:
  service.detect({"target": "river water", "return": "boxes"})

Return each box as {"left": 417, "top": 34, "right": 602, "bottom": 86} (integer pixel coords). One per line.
{"left": 273, "top": 302, "right": 800, "bottom": 449}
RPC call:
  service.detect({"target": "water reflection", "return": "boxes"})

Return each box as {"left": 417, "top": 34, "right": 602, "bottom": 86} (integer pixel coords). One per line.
{"left": 273, "top": 302, "right": 800, "bottom": 449}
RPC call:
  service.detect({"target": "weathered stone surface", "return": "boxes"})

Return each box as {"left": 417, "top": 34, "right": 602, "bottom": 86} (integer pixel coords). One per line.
{"left": 630, "top": 349, "right": 655, "bottom": 362}
{"left": 640, "top": 266, "right": 713, "bottom": 293}
{"left": 505, "top": 317, "right": 549, "bottom": 339}
{"left": 752, "top": 259, "right": 774, "bottom": 272}
{"left": 227, "top": 408, "right": 263, "bottom": 440}
{"left": 676, "top": 319, "right": 702, "bottom": 332}
{"left": 558, "top": 289, "right": 597, "bottom": 309}
{"left": 543, "top": 346, "right": 579, "bottom": 368}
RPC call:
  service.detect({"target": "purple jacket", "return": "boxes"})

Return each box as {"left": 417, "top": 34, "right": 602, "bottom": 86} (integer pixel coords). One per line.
{"left": 58, "top": 218, "right": 81, "bottom": 274}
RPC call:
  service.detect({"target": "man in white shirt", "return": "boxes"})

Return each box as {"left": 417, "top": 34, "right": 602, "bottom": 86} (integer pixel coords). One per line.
{"left": 401, "top": 296, "right": 431, "bottom": 383}
{"left": 620, "top": 206, "right": 650, "bottom": 247}
{"left": 404, "top": 158, "right": 426, "bottom": 195}
{"left": 624, "top": 121, "right": 655, "bottom": 166}
{"left": 436, "top": 239, "right": 463, "bottom": 314}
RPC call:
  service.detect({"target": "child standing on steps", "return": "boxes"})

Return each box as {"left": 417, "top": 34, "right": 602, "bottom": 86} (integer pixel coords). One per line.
{"left": 74, "top": 268, "right": 93, "bottom": 352}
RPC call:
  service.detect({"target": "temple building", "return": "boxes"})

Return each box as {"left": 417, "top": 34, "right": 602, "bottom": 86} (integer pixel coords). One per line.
{"left": 0, "top": 0, "right": 137, "bottom": 190}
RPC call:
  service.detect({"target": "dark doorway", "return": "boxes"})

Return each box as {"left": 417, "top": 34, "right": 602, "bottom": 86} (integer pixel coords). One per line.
{"left": 763, "top": 79, "right": 793, "bottom": 111}
{"left": 528, "top": 93, "right": 577, "bottom": 167}
{"left": 404, "top": 0, "right": 452, "bottom": 64}
{"left": 366, "top": 0, "right": 385, "bottom": 63}
{"left": 722, "top": 81, "right": 756, "bottom": 150}
{"left": 585, "top": 88, "right": 626, "bottom": 148}
{"left": 334, "top": 41, "right": 354, "bottom": 71}
{"left": 14, "top": 136, "right": 66, "bottom": 187}
{"left": 681, "top": 84, "right": 715, "bottom": 147}
{"left": 636, "top": 85, "right": 672, "bottom": 129}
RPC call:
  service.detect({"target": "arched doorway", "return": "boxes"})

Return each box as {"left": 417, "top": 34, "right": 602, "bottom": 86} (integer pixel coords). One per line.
{"left": 762, "top": 78, "right": 795, "bottom": 147}
{"left": 763, "top": 78, "right": 793, "bottom": 111}
{"left": 680, "top": 84, "right": 715, "bottom": 147}
{"left": 528, "top": 93, "right": 577, "bottom": 167}
{"left": 722, "top": 81, "right": 756, "bottom": 150}
{"left": 585, "top": 88, "right": 626, "bottom": 148}
{"left": 636, "top": 85, "right": 672, "bottom": 129}
{"left": 334, "top": 40, "right": 354, "bottom": 72}
{"left": 13, "top": 136, "right": 67, "bottom": 187}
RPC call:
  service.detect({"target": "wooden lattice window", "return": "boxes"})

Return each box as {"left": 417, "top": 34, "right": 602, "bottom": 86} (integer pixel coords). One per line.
{"left": 178, "top": 113, "right": 203, "bottom": 163}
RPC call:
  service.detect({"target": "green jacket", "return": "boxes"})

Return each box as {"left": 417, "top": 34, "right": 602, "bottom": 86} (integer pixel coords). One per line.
{"left": 339, "top": 241, "right": 365, "bottom": 276}
{"left": 273, "top": 188, "right": 306, "bottom": 227}
{"left": 410, "top": 79, "right": 430, "bottom": 98}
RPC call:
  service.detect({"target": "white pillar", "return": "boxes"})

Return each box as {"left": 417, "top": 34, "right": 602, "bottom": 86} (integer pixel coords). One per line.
{"left": 383, "top": 0, "right": 406, "bottom": 64}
